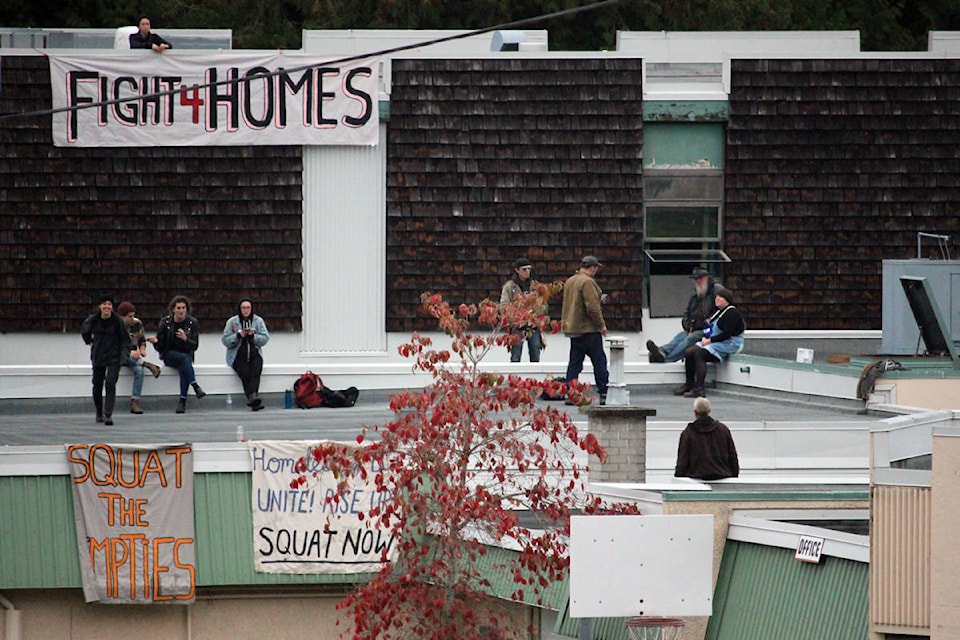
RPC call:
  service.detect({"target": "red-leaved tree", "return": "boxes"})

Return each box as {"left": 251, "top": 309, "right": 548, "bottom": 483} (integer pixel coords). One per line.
{"left": 293, "top": 287, "right": 641, "bottom": 639}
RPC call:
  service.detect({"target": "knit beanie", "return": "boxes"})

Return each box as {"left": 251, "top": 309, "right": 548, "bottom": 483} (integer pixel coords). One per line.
{"left": 116, "top": 301, "right": 136, "bottom": 316}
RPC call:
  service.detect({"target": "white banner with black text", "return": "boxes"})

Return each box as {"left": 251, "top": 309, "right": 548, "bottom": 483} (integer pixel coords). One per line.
{"left": 49, "top": 53, "right": 378, "bottom": 147}
{"left": 250, "top": 440, "right": 396, "bottom": 574}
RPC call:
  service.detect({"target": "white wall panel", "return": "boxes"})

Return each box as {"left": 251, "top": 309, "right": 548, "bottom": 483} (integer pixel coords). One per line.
{"left": 302, "top": 126, "right": 387, "bottom": 353}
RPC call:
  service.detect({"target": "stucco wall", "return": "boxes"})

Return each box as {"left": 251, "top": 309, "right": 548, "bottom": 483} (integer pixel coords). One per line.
{"left": 0, "top": 588, "right": 537, "bottom": 640}
{"left": 891, "top": 379, "right": 960, "bottom": 410}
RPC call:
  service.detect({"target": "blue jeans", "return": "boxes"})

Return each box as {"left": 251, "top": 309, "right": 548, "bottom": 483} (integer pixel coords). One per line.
{"left": 510, "top": 329, "right": 542, "bottom": 362}
{"left": 123, "top": 355, "right": 144, "bottom": 399}
{"left": 565, "top": 333, "right": 609, "bottom": 395}
{"left": 661, "top": 330, "right": 705, "bottom": 362}
{"left": 162, "top": 350, "right": 196, "bottom": 398}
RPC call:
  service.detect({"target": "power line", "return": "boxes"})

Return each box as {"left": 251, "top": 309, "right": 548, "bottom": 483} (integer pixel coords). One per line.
{"left": 0, "top": 0, "right": 624, "bottom": 123}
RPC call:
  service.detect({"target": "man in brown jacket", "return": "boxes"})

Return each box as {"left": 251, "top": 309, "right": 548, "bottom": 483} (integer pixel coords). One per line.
{"left": 674, "top": 397, "right": 740, "bottom": 480}
{"left": 560, "top": 255, "right": 609, "bottom": 404}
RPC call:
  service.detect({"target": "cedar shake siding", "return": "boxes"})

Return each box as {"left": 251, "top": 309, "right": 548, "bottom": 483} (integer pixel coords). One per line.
{"left": 0, "top": 56, "right": 303, "bottom": 333}
{"left": 725, "top": 58, "right": 960, "bottom": 330}
{"left": 385, "top": 58, "right": 645, "bottom": 333}
{"left": 10, "top": 51, "right": 960, "bottom": 337}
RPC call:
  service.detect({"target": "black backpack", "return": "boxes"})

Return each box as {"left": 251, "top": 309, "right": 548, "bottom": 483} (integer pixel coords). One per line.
{"left": 320, "top": 386, "right": 359, "bottom": 408}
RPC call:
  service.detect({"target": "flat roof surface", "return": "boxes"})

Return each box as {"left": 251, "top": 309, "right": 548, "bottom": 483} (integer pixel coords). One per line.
{"left": 0, "top": 385, "right": 885, "bottom": 447}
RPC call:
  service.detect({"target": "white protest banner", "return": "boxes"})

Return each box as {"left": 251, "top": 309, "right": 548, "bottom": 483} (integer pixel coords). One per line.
{"left": 49, "top": 52, "right": 379, "bottom": 147}
{"left": 66, "top": 444, "right": 195, "bottom": 604}
{"left": 251, "top": 440, "right": 396, "bottom": 574}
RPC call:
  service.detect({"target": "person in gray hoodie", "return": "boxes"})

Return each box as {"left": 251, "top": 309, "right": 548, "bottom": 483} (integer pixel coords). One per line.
{"left": 221, "top": 298, "right": 270, "bottom": 410}
{"left": 674, "top": 397, "right": 740, "bottom": 480}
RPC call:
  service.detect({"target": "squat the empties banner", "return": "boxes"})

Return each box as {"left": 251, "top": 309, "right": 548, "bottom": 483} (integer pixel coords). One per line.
{"left": 66, "top": 443, "right": 196, "bottom": 604}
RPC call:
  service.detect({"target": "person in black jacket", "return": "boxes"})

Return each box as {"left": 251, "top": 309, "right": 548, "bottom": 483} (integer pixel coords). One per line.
{"left": 674, "top": 397, "right": 739, "bottom": 481}
{"left": 80, "top": 294, "right": 133, "bottom": 425}
{"left": 679, "top": 286, "right": 745, "bottom": 398}
{"left": 647, "top": 266, "right": 719, "bottom": 366}
{"left": 129, "top": 16, "right": 172, "bottom": 52}
{"left": 155, "top": 295, "right": 205, "bottom": 414}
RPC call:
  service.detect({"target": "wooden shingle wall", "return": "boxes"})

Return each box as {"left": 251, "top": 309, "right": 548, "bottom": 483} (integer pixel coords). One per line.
{"left": 725, "top": 58, "right": 960, "bottom": 330}
{"left": 0, "top": 56, "right": 303, "bottom": 332}
{"left": 385, "top": 58, "right": 644, "bottom": 333}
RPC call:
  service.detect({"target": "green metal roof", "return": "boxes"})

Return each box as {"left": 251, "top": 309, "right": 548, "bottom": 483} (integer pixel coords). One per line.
{"left": 734, "top": 352, "right": 960, "bottom": 380}
{"left": 707, "top": 540, "right": 868, "bottom": 640}
{"left": 550, "top": 537, "right": 868, "bottom": 640}
{"left": 553, "top": 601, "right": 630, "bottom": 640}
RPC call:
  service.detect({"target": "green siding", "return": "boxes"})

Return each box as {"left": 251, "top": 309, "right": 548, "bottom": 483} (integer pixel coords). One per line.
{"left": 0, "top": 473, "right": 365, "bottom": 589}
{"left": 662, "top": 489, "right": 869, "bottom": 502}
{"left": 1, "top": 472, "right": 566, "bottom": 606}
{"left": 193, "top": 472, "right": 364, "bottom": 587}
{"left": 0, "top": 475, "right": 82, "bottom": 588}
{"left": 707, "top": 540, "right": 868, "bottom": 640}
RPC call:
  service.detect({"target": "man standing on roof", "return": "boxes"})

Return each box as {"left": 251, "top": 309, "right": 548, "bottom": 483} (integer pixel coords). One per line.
{"left": 80, "top": 294, "right": 132, "bottom": 426}
{"left": 560, "top": 255, "right": 609, "bottom": 405}
{"left": 674, "top": 397, "right": 740, "bottom": 480}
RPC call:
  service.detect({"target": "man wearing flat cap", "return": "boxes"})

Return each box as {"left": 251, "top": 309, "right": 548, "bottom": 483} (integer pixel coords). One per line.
{"left": 560, "top": 255, "right": 609, "bottom": 404}
{"left": 647, "top": 266, "right": 721, "bottom": 374}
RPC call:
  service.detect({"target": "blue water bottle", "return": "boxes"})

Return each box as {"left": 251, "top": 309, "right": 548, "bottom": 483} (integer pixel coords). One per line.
{"left": 284, "top": 389, "right": 293, "bottom": 409}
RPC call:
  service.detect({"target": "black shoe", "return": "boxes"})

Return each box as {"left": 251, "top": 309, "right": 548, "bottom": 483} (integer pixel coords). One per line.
{"left": 599, "top": 394, "right": 607, "bottom": 406}
{"left": 251, "top": 401, "right": 265, "bottom": 411}
{"left": 683, "top": 385, "right": 706, "bottom": 398}
{"left": 673, "top": 384, "right": 692, "bottom": 396}
{"left": 176, "top": 398, "right": 186, "bottom": 414}
{"left": 96, "top": 414, "right": 104, "bottom": 423}
{"left": 192, "top": 383, "right": 206, "bottom": 399}
{"left": 104, "top": 416, "right": 113, "bottom": 426}
{"left": 647, "top": 340, "right": 665, "bottom": 363}
{"left": 246, "top": 394, "right": 260, "bottom": 407}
